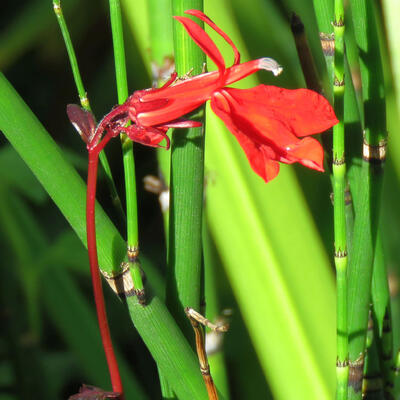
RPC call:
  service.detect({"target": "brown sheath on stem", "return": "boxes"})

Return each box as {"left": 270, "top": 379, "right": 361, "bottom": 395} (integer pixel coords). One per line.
{"left": 185, "top": 308, "right": 228, "bottom": 400}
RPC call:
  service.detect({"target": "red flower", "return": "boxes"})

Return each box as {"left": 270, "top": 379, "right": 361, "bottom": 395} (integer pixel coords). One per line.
{"left": 210, "top": 86, "right": 335, "bottom": 181}
{"left": 92, "top": 9, "right": 338, "bottom": 182}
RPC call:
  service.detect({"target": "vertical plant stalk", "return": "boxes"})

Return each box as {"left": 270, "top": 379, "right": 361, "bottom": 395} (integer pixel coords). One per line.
{"left": 332, "top": 1, "right": 349, "bottom": 398}
{"left": 86, "top": 142, "right": 123, "bottom": 396}
{"left": 167, "top": 0, "right": 206, "bottom": 335}
{"left": 109, "top": 0, "right": 145, "bottom": 303}
{"left": 54, "top": 1, "right": 124, "bottom": 394}
{"left": 290, "top": 13, "right": 321, "bottom": 93}
{"left": 147, "top": 0, "right": 174, "bottom": 397}
{"left": 52, "top": 0, "right": 125, "bottom": 225}
{"left": 347, "top": 0, "right": 387, "bottom": 398}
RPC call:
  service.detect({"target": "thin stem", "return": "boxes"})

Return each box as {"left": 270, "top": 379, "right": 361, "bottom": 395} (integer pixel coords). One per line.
{"left": 290, "top": 13, "right": 321, "bottom": 93}
{"left": 53, "top": 0, "right": 125, "bottom": 226}
{"left": 167, "top": 0, "right": 206, "bottom": 336}
{"left": 52, "top": 0, "right": 86, "bottom": 104}
{"left": 186, "top": 308, "right": 228, "bottom": 400}
{"left": 333, "top": 1, "right": 349, "bottom": 398}
{"left": 86, "top": 148, "right": 123, "bottom": 396}
{"left": 109, "top": 0, "right": 144, "bottom": 302}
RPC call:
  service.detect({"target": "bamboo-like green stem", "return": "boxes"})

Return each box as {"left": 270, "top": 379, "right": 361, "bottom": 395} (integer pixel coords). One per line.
{"left": 109, "top": 0, "right": 145, "bottom": 302}
{"left": 347, "top": 0, "right": 387, "bottom": 397}
{"left": 147, "top": 0, "right": 174, "bottom": 396}
{"left": 52, "top": 0, "right": 125, "bottom": 226}
{"left": 166, "top": 0, "right": 206, "bottom": 337}
{"left": 332, "top": 1, "right": 349, "bottom": 398}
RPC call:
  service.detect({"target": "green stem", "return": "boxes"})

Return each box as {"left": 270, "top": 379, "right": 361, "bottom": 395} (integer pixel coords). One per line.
{"left": 109, "top": 0, "right": 144, "bottom": 301}
{"left": 347, "top": 0, "right": 387, "bottom": 397}
{"left": 53, "top": 0, "right": 125, "bottom": 226}
{"left": 167, "top": 0, "right": 206, "bottom": 337}
{"left": 333, "top": 1, "right": 349, "bottom": 398}
{"left": 147, "top": 0, "right": 175, "bottom": 397}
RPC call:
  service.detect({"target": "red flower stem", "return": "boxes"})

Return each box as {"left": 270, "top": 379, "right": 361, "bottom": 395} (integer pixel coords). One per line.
{"left": 87, "top": 139, "right": 124, "bottom": 397}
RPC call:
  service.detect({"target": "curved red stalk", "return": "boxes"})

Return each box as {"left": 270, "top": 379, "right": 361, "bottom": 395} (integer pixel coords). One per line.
{"left": 86, "top": 144, "right": 124, "bottom": 398}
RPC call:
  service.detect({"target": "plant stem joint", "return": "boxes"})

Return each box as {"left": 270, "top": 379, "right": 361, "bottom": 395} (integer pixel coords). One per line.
{"left": 336, "top": 357, "right": 349, "bottom": 367}
{"left": 348, "top": 353, "right": 365, "bottom": 392}
{"left": 101, "top": 262, "right": 135, "bottom": 297}
{"left": 53, "top": 1, "right": 61, "bottom": 15}
{"left": 334, "top": 249, "right": 348, "bottom": 258}
{"left": 333, "top": 157, "right": 345, "bottom": 165}
{"left": 127, "top": 245, "right": 139, "bottom": 261}
{"left": 362, "top": 373, "right": 383, "bottom": 397}
{"left": 80, "top": 95, "right": 90, "bottom": 109}
{"left": 333, "top": 18, "right": 344, "bottom": 28}
{"left": 334, "top": 77, "right": 345, "bottom": 87}
{"left": 319, "top": 33, "right": 335, "bottom": 56}
{"left": 362, "top": 138, "right": 387, "bottom": 162}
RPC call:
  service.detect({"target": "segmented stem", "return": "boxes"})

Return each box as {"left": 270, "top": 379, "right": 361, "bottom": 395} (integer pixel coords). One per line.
{"left": 166, "top": 0, "right": 206, "bottom": 336}
{"left": 333, "top": 1, "right": 348, "bottom": 399}
{"left": 347, "top": 0, "right": 387, "bottom": 397}
{"left": 53, "top": 0, "right": 125, "bottom": 224}
{"left": 109, "top": 0, "right": 145, "bottom": 302}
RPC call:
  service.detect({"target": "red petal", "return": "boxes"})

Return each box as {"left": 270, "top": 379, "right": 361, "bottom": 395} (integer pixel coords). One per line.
{"left": 222, "top": 85, "right": 338, "bottom": 137}
{"left": 210, "top": 92, "right": 281, "bottom": 182}
{"left": 184, "top": 9, "right": 240, "bottom": 66}
{"left": 124, "top": 125, "right": 170, "bottom": 149}
{"left": 174, "top": 15, "right": 225, "bottom": 74}
{"left": 210, "top": 88, "right": 327, "bottom": 181}
{"left": 280, "top": 137, "right": 324, "bottom": 171}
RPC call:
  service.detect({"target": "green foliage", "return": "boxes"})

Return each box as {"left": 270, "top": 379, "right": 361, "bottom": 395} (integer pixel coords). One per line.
{"left": 1, "top": 0, "right": 400, "bottom": 399}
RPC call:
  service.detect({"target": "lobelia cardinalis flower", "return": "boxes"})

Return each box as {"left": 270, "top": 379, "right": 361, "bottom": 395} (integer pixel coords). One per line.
{"left": 91, "top": 9, "right": 338, "bottom": 182}
{"left": 67, "top": 9, "right": 338, "bottom": 398}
